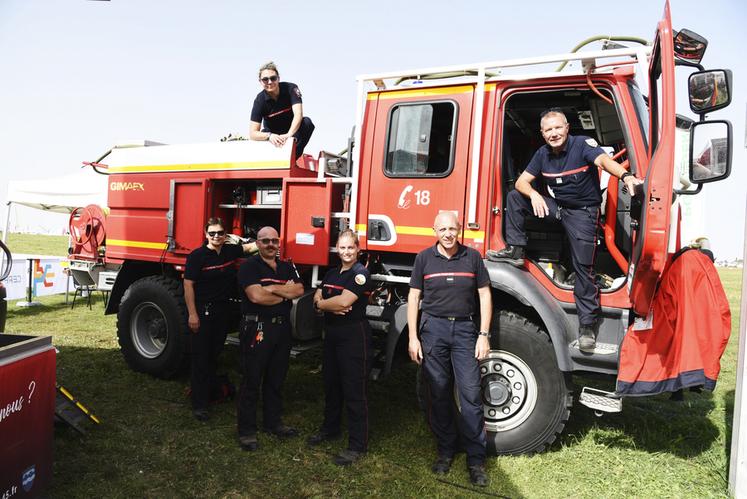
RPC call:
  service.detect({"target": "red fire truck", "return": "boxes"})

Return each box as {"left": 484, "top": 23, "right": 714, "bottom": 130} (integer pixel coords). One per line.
{"left": 68, "top": 2, "right": 734, "bottom": 455}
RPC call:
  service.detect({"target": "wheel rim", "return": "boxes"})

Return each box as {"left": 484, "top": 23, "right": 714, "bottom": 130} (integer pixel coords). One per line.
{"left": 479, "top": 350, "right": 538, "bottom": 432}
{"left": 130, "top": 301, "right": 169, "bottom": 359}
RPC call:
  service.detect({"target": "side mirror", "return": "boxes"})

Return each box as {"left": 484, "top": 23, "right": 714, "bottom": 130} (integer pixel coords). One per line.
{"left": 673, "top": 29, "right": 708, "bottom": 64}
{"left": 688, "top": 69, "right": 733, "bottom": 114}
{"left": 689, "top": 120, "right": 732, "bottom": 184}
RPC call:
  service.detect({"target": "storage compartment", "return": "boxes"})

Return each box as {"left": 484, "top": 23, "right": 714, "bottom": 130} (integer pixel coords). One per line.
{"left": 97, "top": 271, "right": 118, "bottom": 291}
{"left": 281, "top": 179, "right": 346, "bottom": 266}
{"left": 0, "top": 335, "right": 56, "bottom": 497}
{"left": 257, "top": 184, "right": 282, "bottom": 205}
{"left": 212, "top": 180, "right": 283, "bottom": 241}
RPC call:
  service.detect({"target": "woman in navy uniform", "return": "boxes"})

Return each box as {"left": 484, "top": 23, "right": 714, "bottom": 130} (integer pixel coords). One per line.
{"left": 249, "top": 61, "right": 315, "bottom": 157}
{"left": 308, "top": 229, "right": 373, "bottom": 466}
{"left": 183, "top": 217, "right": 255, "bottom": 421}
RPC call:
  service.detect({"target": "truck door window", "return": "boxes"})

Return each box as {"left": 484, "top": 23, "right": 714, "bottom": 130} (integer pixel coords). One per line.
{"left": 628, "top": 81, "right": 649, "bottom": 152}
{"left": 648, "top": 47, "right": 662, "bottom": 153}
{"left": 384, "top": 101, "right": 456, "bottom": 177}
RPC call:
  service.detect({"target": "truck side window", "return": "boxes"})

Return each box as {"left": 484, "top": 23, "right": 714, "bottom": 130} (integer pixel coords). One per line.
{"left": 384, "top": 101, "right": 456, "bottom": 177}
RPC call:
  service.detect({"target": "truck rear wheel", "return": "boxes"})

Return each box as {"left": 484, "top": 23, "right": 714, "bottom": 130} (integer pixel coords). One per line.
{"left": 482, "top": 311, "right": 572, "bottom": 455}
{"left": 415, "top": 311, "right": 572, "bottom": 456}
{"left": 117, "top": 275, "right": 188, "bottom": 378}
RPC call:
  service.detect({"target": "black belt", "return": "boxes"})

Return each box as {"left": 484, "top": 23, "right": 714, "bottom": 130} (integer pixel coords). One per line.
{"left": 243, "top": 314, "right": 286, "bottom": 325}
{"left": 428, "top": 314, "right": 473, "bottom": 322}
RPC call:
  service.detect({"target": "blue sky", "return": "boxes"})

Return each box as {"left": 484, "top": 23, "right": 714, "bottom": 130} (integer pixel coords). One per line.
{"left": 0, "top": 0, "right": 745, "bottom": 258}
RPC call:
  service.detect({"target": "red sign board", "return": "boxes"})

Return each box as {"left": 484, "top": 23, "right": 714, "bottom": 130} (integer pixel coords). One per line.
{"left": 0, "top": 337, "right": 56, "bottom": 498}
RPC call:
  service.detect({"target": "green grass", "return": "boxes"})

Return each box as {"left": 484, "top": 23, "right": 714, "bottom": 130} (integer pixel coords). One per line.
{"left": 1, "top": 233, "right": 70, "bottom": 257}
{"left": 2, "top": 232, "right": 744, "bottom": 498}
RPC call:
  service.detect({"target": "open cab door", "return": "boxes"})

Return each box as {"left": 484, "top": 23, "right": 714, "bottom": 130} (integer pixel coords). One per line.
{"left": 628, "top": 0, "right": 677, "bottom": 317}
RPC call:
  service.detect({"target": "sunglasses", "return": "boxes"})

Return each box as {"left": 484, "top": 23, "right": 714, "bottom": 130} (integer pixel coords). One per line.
{"left": 258, "top": 237, "right": 280, "bottom": 245}
{"left": 207, "top": 230, "right": 226, "bottom": 237}
{"left": 260, "top": 75, "right": 278, "bottom": 84}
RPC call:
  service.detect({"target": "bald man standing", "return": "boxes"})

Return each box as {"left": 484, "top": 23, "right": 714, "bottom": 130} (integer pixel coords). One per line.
{"left": 236, "top": 226, "right": 304, "bottom": 451}
{"left": 407, "top": 211, "right": 492, "bottom": 487}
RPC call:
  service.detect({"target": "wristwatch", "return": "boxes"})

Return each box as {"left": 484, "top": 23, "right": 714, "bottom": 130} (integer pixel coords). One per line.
{"left": 478, "top": 331, "right": 490, "bottom": 338}
{"left": 620, "top": 172, "right": 634, "bottom": 182}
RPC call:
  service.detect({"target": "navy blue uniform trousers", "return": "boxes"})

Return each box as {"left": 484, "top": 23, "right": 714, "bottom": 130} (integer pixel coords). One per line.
{"left": 504, "top": 189, "right": 600, "bottom": 326}
{"left": 263, "top": 116, "right": 314, "bottom": 157}
{"left": 421, "top": 314, "right": 486, "bottom": 466}
{"left": 190, "top": 301, "right": 230, "bottom": 410}
{"left": 237, "top": 317, "right": 291, "bottom": 436}
{"left": 321, "top": 320, "right": 373, "bottom": 452}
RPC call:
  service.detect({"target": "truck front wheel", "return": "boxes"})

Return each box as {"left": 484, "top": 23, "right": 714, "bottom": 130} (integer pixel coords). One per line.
{"left": 482, "top": 311, "right": 572, "bottom": 455}
{"left": 116, "top": 275, "right": 188, "bottom": 378}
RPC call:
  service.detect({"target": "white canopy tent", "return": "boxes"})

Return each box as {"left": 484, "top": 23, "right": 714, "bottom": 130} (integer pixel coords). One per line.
{"left": 3, "top": 170, "right": 108, "bottom": 243}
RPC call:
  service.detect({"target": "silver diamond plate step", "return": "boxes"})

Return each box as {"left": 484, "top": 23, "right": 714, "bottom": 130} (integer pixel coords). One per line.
{"left": 569, "top": 340, "right": 618, "bottom": 355}
{"left": 578, "top": 387, "right": 622, "bottom": 413}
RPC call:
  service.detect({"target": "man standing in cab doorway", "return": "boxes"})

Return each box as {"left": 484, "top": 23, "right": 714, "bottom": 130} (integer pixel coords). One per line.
{"left": 488, "top": 109, "right": 642, "bottom": 352}
{"left": 407, "top": 211, "right": 492, "bottom": 487}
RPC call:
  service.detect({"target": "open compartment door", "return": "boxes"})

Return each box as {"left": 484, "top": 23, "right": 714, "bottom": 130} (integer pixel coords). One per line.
{"left": 281, "top": 179, "right": 335, "bottom": 266}
{"left": 628, "top": 0, "right": 677, "bottom": 317}
{"left": 169, "top": 179, "right": 207, "bottom": 255}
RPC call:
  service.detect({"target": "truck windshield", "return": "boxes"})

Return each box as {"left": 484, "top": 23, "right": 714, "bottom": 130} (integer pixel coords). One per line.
{"left": 628, "top": 81, "right": 650, "bottom": 153}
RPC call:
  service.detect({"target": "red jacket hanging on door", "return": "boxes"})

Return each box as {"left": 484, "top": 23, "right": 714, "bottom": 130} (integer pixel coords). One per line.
{"left": 617, "top": 248, "right": 731, "bottom": 395}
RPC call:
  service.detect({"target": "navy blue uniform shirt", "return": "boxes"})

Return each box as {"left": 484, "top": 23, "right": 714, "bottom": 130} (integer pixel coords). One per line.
{"left": 238, "top": 255, "right": 302, "bottom": 316}
{"left": 409, "top": 243, "right": 490, "bottom": 317}
{"left": 525, "top": 135, "right": 606, "bottom": 208}
{"left": 184, "top": 243, "right": 243, "bottom": 304}
{"left": 250, "top": 82, "right": 303, "bottom": 135}
{"left": 320, "top": 262, "right": 372, "bottom": 327}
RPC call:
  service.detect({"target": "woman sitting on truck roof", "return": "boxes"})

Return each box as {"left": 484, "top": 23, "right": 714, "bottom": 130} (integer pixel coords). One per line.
{"left": 249, "top": 61, "right": 315, "bottom": 158}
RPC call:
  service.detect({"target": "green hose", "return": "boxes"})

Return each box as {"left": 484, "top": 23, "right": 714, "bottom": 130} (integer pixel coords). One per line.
{"left": 555, "top": 35, "right": 650, "bottom": 72}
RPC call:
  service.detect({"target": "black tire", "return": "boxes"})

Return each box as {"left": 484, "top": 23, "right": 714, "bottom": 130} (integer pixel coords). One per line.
{"left": 0, "top": 284, "right": 7, "bottom": 333}
{"left": 482, "top": 311, "right": 572, "bottom": 455}
{"left": 116, "top": 275, "right": 188, "bottom": 378}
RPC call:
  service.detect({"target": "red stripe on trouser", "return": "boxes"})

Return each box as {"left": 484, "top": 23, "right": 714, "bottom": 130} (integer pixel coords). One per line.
{"left": 589, "top": 208, "right": 601, "bottom": 313}
{"left": 360, "top": 321, "right": 369, "bottom": 450}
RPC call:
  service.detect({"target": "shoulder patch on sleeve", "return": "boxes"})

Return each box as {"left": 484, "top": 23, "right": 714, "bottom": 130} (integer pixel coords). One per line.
{"left": 585, "top": 138, "right": 599, "bottom": 147}
{"left": 354, "top": 273, "right": 367, "bottom": 285}
{"left": 294, "top": 87, "right": 302, "bottom": 98}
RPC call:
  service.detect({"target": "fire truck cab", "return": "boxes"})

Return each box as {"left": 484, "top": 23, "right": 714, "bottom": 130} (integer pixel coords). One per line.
{"left": 69, "top": 1, "right": 734, "bottom": 455}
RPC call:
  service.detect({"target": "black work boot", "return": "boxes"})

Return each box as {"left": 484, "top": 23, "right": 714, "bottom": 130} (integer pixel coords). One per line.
{"left": 431, "top": 455, "right": 454, "bottom": 475}
{"left": 333, "top": 449, "right": 365, "bottom": 466}
{"left": 468, "top": 464, "right": 489, "bottom": 487}
{"left": 486, "top": 245, "right": 525, "bottom": 267}
{"left": 238, "top": 434, "right": 259, "bottom": 452}
{"left": 578, "top": 323, "right": 597, "bottom": 353}
{"left": 264, "top": 424, "right": 299, "bottom": 439}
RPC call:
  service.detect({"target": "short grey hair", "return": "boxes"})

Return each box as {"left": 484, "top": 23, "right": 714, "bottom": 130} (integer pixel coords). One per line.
{"left": 539, "top": 108, "right": 568, "bottom": 127}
